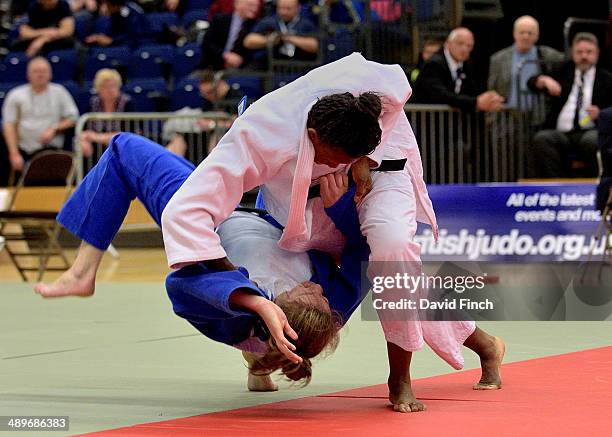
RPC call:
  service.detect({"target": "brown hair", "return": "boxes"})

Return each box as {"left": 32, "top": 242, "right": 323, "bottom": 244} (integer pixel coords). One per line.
{"left": 249, "top": 301, "right": 341, "bottom": 386}
{"left": 195, "top": 69, "right": 216, "bottom": 85}
{"left": 572, "top": 32, "right": 599, "bottom": 48}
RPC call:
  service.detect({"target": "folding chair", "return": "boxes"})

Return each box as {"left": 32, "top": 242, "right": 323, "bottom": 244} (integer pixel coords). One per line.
{"left": 0, "top": 150, "right": 76, "bottom": 281}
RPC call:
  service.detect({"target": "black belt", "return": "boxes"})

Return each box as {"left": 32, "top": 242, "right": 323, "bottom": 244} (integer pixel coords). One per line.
{"left": 307, "top": 158, "right": 406, "bottom": 199}
{"left": 234, "top": 206, "right": 268, "bottom": 216}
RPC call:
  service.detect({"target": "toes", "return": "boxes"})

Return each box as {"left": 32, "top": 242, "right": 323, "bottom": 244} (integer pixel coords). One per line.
{"left": 473, "top": 382, "right": 501, "bottom": 390}
{"left": 393, "top": 402, "right": 426, "bottom": 413}
{"left": 411, "top": 402, "right": 426, "bottom": 412}
{"left": 393, "top": 403, "right": 411, "bottom": 413}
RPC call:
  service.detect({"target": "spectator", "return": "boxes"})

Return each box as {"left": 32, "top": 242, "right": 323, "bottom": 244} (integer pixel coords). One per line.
{"left": 1, "top": 57, "right": 79, "bottom": 172}
{"left": 243, "top": 0, "right": 319, "bottom": 68}
{"left": 15, "top": 0, "right": 75, "bottom": 57}
{"left": 163, "top": 70, "right": 245, "bottom": 156}
{"left": 79, "top": 69, "right": 134, "bottom": 157}
{"left": 86, "top": 0, "right": 148, "bottom": 47}
{"left": 488, "top": 15, "right": 564, "bottom": 110}
{"left": 528, "top": 32, "right": 612, "bottom": 178}
{"left": 409, "top": 38, "right": 442, "bottom": 83}
{"left": 199, "top": 0, "right": 260, "bottom": 71}
{"left": 198, "top": 69, "right": 246, "bottom": 112}
{"left": 412, "top": 27, "right": 504, "bottom": 112}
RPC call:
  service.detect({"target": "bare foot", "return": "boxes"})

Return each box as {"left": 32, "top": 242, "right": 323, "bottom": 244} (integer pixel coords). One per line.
{"left": 473, "top": 336, "right": 505, "bottom": 390}
{"left": 247, "top": 372, "right": 278, "bottom": 392}
{"left": 388, "top": 378, "right": 426, "bottom": 413}
{"left": 34, "top": 269, "right": 95, "bottom": 298}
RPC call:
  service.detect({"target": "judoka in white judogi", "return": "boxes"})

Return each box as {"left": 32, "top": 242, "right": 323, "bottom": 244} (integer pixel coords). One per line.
{"left": 161, "top": 53, "right": 476, "bottom": 369}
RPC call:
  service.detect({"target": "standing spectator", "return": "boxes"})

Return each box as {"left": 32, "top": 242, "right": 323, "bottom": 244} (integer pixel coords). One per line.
{"left": 243, "top": 0, "right": 319, "bottom": 67}
{"left": 412, "top": 27, "right": 504, "bottom": 112}
{"left": 488, "top": 15, "right": 564, "bottom": 110}
{"left": 15, "top": 0, "right": 75, "bottom": 57}
{"left": 85, "top": 0, "right": 148, "bottom": 47}
{"left": 79, "top": 69, "right": 134, "bottom": 158}
{"left": 528, "top": 32, "right": 612, "bottom": 178}
{"left": 199, "top": 0, "right": 260, "bottom": 71}
{"left": 1, "top": 57, "right": 79, "bottom": 172}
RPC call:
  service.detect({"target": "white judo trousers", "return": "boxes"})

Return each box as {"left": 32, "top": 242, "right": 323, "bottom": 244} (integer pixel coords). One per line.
{"left": 161, "top": 53, "right": 475, "bottom": 369}
{"left": 301, "top": 113, "right": 475, "bottom": 370}
{"left": 355, "top": 115, "right": 475, "bottom": 370}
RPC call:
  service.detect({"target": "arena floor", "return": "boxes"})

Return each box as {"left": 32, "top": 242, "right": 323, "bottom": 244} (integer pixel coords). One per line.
{"left": 1, "top": 249, "right": 611, "bottom": 436}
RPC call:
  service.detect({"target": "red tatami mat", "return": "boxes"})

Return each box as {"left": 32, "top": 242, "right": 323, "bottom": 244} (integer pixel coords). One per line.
{"left": 82, "top": 346, "right": 612, "bottom": 437}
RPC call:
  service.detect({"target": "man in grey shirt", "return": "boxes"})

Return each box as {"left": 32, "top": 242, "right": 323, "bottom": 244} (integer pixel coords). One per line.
{"left": 488, "top": 15, "right": 564, "bottom": 109}
{"left": 2, "top": 57, "right": 79, "bottom": 172}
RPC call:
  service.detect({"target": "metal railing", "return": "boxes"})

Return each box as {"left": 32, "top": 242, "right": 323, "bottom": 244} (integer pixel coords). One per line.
{"left": 405, "top": 104, "right": 530, "bottom": 183}
{"left": 74, "top": 112, "right": 234, "bottom": 182}
{"left": 75, "top": 104, "right": 531, "bottom": 185}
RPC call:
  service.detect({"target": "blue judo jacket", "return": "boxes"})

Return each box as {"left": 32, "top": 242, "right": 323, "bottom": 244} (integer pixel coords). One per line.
{"left": 165, "top": 187, "right": 370, "bottom": 346}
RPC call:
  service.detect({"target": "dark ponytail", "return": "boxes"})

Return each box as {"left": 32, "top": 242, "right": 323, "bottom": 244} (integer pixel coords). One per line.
{"left": 307, "top": 92, "right": 383, "bottom": 158}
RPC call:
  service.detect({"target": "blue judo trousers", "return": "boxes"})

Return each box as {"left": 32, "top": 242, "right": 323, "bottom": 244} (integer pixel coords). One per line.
{"left": 58, "top": 133, "right": 370, "bottom": 347}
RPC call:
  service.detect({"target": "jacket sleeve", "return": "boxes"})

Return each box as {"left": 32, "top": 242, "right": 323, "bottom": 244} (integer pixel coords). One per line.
{"left": 308, "top": 188, "right": 370, "bottom": 324}
{"left": 200, "top": 19, "right": 225, "bottom": 69}
{"left": 527, "top": 60, "right": 564, "bottom": 93}
{"left": 161, "top": 113, "right": 295, "bottom": 268}
{"left": 487, "top": 51, "right": 503, "bottom": 94}
{"left": 165, "top": 264, "right": 269, "bottom": 318}
{"left": 415, "top": 60, "right": 477, "bottom": 111}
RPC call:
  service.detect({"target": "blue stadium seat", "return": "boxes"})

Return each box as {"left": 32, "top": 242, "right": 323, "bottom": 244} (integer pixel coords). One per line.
{"left": 128, "top": 44, "right": 174, "bottom": 79}
{"left": 48, "top": 49, "right": 78, "bottom": 82}
{"left": 325, "top": 28, "right": 354, "bottom": 64}
{"left": 172, "top": 44, "right": 201, "bottom": 81}
{"left": 84, "top": 46, "right": 131, "bottom": 80}
{"left": 225, "top": 75, "right": 264, "bottom": 100}
{"left": 170, "top": 77, "right": 201, "bottom": 110}
{"left": 74, "top": 13, "right": 94, "bottom": 42}
{"left": 58, "top": 81, "right": 89, "bottom": 114}
{"left": 124, "top": 78, "right": 169, "bottom": 112}
{"left": 273, "top": 72, "right": 301, "bottom": 89}
{"left": 6, "top": 17, "right": 28, "bottom": 47}
{"left": 146, "top": 12, "right": 180, "bottom": 41}
{"left": 184, "top": 0, "right": 213, "bottom": 12}
{"left": 0, "top": 52, "right": 29, "bottom": 84}
{"left": 82, "top": 80, "right": 98, "bottom": 108}
{"left": 181, "top": 9, "right": 208, "bottom": 28}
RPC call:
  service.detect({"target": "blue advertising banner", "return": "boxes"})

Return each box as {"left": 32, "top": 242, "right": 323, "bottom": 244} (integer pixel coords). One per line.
{"left": 416, "top": 183, "right": 606, "bottom": 262}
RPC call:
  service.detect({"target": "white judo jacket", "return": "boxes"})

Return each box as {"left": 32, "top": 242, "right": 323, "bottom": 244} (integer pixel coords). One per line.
{"left": 161, "top": 53, "right": 437, "bottom": 268}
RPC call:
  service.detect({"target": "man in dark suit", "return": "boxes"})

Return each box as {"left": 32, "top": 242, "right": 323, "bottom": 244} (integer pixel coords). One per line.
{"left": 199, "top": 0, "right": 260, "bottom": 71}
{"left": 412, "top": 27, "right": 504, "bottom": 112}
{"left": 528, "top": 32, "right": 612, "bottom": 178}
